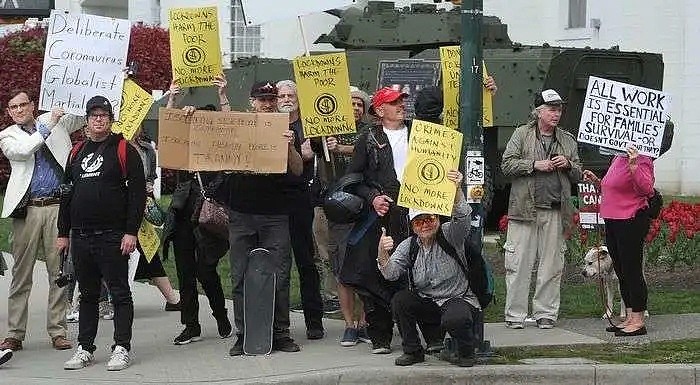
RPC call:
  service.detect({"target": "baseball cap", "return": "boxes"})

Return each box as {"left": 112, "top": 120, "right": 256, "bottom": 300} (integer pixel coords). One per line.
{"left": 370, "top": 87, "right": 408, "bottom": 113}
{"left": 250, "top": 81, "right": 278, "bottom": 98}
{"left": 85, "top": 95, "right": 113, "bottom": 117}
{"left": 534, "top": 89, "right": 566, "bottom": 108}
{"left": 409, "top": 209, "right": 435, "bottom": 221}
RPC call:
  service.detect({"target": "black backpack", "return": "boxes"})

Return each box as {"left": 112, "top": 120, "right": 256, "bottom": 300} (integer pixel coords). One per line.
{"left": 407, "top": 228, "right": 494, "bottom": 309}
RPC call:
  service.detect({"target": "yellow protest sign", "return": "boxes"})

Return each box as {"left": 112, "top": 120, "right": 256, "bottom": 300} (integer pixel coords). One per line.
{"left": 293, "top": 52, "right": 355, "bottom": 138}
{"left": 111, "top": 79, "right": 153, "bottom": 140}
{"left": 137, "top": 220, "right": 160, "bottom": 263}
{"left": 398, "top": 120, "right": 463, "bottom": 216}
{"left": 169, "top": 7, "right": 222, "bottom": 87}
{"left": 439, "top": 46, "right": 494, "bottom": 129}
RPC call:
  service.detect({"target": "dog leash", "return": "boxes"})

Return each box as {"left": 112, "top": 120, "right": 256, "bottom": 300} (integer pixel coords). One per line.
{"left": 596, "top": 253, "right": 619, "bottom": 329}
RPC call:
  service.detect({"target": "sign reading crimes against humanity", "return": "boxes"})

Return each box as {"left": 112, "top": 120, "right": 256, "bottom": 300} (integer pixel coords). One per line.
{"left": 111, "top": 79, "right": 153, "bottom": 140}
{"left": 158, "top": 108, "right": 288, "bottom": 173}
{"left": 293, "top": 52, "right": 355, "bottom": 138}
{"left": 577, "top": 182, "right": 604, "bottom": 229}
{"left": 39, "top": 11, "right": 131, "bottom": 119}
{"left": 439, "top": 46, "right": 493, "bottom": 130}
{"left": 169, "top": 6, "right": 222, "bottom": 88}
{"left": 398, "top": 120, "right": 463, "bottom": 216}
{"left": 578, "top": 76, "right": 671, "bottom": 158}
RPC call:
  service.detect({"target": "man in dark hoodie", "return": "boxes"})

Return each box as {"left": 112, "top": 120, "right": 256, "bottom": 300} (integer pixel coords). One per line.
{"left": 56, "top": 96, "right": 145, "bottom": 371}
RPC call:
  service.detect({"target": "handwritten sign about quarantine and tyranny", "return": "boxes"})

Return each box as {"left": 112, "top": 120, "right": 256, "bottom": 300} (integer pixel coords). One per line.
{"left": 158, "top": 108, "right": 288, "bottom": 173}
{"left": 39, "top": 11, "right": 131, "bottom": 119}
{"left": 578, "top": 76, "right": 672, "bottom": 158}
{"left": 169, "top": 7, "right": 222, "bottom": 88}
{"left": 577, "top": 182, "right": 604, "bottom": 230}
{"left": 293, "top": 52, "right": 355, "bottom": 138}
{"left": 398, "top": 120, "right": 463, "bottom": 216}
{"left": 439, "top": 46, "right": 493, "bottom": 129}
{"left": 111, "top": 79, "right": 153, "bottom": 140}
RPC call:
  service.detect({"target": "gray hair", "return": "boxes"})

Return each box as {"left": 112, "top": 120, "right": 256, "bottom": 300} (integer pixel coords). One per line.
{"left": 276, "top": 80, "right": 297, "bottom": 93}
{"left": 530, "top": 105, "right": 545, "bottom": 121}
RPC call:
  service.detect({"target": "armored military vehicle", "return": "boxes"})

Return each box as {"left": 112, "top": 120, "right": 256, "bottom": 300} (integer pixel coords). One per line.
{"left": 159, "top": 1, "right": 664, "bottom": 228}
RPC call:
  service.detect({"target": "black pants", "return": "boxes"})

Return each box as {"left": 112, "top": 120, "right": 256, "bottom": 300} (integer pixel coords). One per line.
{"left": 173, "top": 218, "right": 227, "bottom": 328}
{"left": 604, "top": 210, "right": 651, "bottom": 312}
{"left": 392, "top": 290, "right": 477, "bottom": 357}
{"left": 72, "top": 230, "right": 133, "bottom": 352}
{"left": 358, "top": 292, "right": 394, "bottom": 347}
{"left": 289, "top": 204, "right": 323, "bottom": 331}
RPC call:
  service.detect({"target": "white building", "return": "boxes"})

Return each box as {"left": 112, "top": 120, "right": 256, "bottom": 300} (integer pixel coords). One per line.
{"left": 41, "top": 1, "right": 700, "bottom": 194}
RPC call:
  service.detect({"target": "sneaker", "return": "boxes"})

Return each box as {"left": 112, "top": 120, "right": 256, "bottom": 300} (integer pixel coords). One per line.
{"left": 440, "top": 348, "right": 475, "bottom": 367}
{"left": 99, "top": 301, "right": 114, "bottom": 320}
{"left": 536, "top": 318, "right": 555, "bottom": 329}
{"left": 229, "top": 335, "right": 244, "bottom": 356}
{"left": 164, "top": 301, "right": 181, "bottom": 312}
{"left": 357, "top": 325, "right": 371, "bottom": 344}
{"left": 306, "top": 328, "right": 325, "bottom": 340}
{"left": 0, "top": 349, "right": 12, "bottom": 367}
{"left": 67, "top": 302, "right": 79, "bottom": 323}
{"left": 64, "top": 345, "right": 94, "bottom": 370}
{"left": 322, "top": 298, "right": 341, "bottom": 314}
{"left": 340, "top": 327, "right": 358, "bottom": 347}
{"left": 371, "top": 343, "right": 391, "bottom": 354}
{"left": 272, "top": 337, "right": 300, "bottom": 353}
{"left": 426, "top": 340, "right": 444, "bottom": 354}
{"left": 173, "top": 326, "right": 202, "bottom": 345}
{"left": 289, "top": 303, "right": 304, "bottom": 313}
{"left": 216, "top": 317, "right": 233, "bottom": 339}
{"left": 505, "top": 321, "right": 525, "bottom": 329}
{"left": 394, "top": 351, "right": 425, "bottom": 366}
{"left": 106, "top": 345, "right": 130, "bottom": 371}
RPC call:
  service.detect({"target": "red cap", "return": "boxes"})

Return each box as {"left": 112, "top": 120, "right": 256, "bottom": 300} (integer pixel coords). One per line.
{"left": 370, "top": 87, "right": 408, "bottom": 112}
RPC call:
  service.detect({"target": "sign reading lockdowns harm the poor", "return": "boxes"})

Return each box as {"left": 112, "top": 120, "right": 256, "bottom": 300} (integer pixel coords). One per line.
{"left": 577, "top": 182, "right": 604, "bottom": 229}
{"left": 398, "top": 120, "right": 463, "bottom": 216}
{"left": 293, "top": 52, "right": 355, "bottom": 138}
{"left": 439, "top": 46, "right": 493, "bottom": 129}
{"left": 39, "top": 11, "right": 131, "bottom": 119}
{"left": 578, "top": 76, "right": 671, "bottom": 158}
{"left": 137, "top": 219, "right": 160, "bottom": 263}
{"left": 169, "top": 7, "right": 222, "bottom": 88}
{"left": 111, "top": 79, "right": 153, "bottom": 140}
{"left": 158, "top": 108, "right": 288, "bottom": 173}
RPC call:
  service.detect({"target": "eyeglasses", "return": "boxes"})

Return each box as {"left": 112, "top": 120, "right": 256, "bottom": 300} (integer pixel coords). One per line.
{"left": 88, "top": 113, "right": 111, "bottom": 120}
{"left": 412, "top": 214, "right": 438, "bottom": 227}
{"left": 7, "top": 101, "right": 31, "bottom": 111}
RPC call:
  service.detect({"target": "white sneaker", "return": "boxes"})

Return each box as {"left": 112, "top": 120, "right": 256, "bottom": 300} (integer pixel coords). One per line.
{"left": 64, "top": 345, "right": 94, "bottom": 370}
{"left": 0, "top": 349, "right": 13, "bottom": 366}
{"left": 99, "top": 301, "right": 114, "bottom": 320}
{"left": 106, "top": 345, "right": 130, "bottom": 371}
{"left": 67, "top": 306, "right": 79, "bottom": 323}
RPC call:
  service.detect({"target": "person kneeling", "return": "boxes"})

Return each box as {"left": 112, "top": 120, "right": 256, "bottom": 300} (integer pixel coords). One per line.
{"left": 377, "top": 170, "right": 479, "bottom": 367}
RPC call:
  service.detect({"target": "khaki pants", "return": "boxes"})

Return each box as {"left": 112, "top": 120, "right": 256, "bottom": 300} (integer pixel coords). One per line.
{"left": 7, "top": 205, "right": 67, "bottom": 340}
{"left": 503, "top": 209, "right": 565, "bottom": 323}
{"left": 312, "top": 207, "right": 337, "bottom": 299}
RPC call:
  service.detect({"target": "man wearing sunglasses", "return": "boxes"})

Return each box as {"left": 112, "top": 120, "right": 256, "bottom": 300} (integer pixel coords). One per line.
{"left": 0, "top": 90, "right": 84, "bottom": 353}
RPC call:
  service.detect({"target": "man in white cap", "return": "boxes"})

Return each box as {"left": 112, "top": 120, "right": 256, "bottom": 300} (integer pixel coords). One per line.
{"left": 500, "top": 89, "right": 582, "bottom": 330}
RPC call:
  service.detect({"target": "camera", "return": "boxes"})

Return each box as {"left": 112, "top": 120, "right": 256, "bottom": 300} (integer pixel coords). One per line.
{"left": 55, "top": 272, "right": 74, "bottom": 288}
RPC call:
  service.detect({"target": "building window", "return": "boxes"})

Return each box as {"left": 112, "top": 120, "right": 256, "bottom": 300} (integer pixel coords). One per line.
{"left": 568, "top": 0, "right": 586, "bottom": 28}
{"left": 231, "top": 0, "right": 262, "bottom": 59}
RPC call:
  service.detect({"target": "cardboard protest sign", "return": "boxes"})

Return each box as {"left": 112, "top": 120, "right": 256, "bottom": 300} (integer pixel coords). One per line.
{"left": 111, "top": 79, "right": 153, "bottom": 140}
{"left": 293, "top": 52, "right": 355, "bottom": 138}
{"left": 398, "top": 120, "right": 463, "bottom": 216}
{"left": 578, "top": 76, "right": 671, "bottom": 158}
{"left": 39, "top": 11, "right": 131, "bottom": 119}
{"left": 577, "top": 182, "right": 604, "bottom": 229}
{"left": 137, "top": 220, "right": 160, "bottom": 263}
{"left": 439, "top": 46, "right": 493, "bottom": 129}
{"left": 169, "top": 6, "right": 222, "bottom": 88}
{"left": 158, "top": 108, "right": 288, "bottom": 173}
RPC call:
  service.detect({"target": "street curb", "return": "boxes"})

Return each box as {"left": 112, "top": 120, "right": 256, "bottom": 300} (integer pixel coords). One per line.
{"left": 239, "top": 364, "right": 699, "bottom": 385}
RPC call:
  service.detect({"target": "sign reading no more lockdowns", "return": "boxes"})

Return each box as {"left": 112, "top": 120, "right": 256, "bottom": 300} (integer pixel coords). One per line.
{"left": 578, "top": 76, "right": 671, "bottom": 158}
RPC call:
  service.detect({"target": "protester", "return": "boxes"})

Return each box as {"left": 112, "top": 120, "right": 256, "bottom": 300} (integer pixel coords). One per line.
{"left": 162, "top": 76, "right": 233, "bottom": 345}
{"left": 226, "top": 81, "right": 304, "bottom": 356}
{"left": 276, "top": 80, "right": 325, "bottom": 340}
{"left": 0, "top": 89, "right": 84, "bottom": 352}
{"left": 57, "top": 95, "right": 146, "bottom": 371}
{"left": 378, "top": 171, "right": 479, "bottom": 367}
{"left": 501, "top": 89, "right": 582, "bottom": 330}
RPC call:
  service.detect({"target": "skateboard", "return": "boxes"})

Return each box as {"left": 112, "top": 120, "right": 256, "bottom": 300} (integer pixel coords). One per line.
{"left": 243, "top": 247, "right": 276, "bottom": 355}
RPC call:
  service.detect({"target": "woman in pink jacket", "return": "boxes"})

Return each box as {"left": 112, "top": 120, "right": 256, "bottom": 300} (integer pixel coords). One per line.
{"left": 583, "top": 146, "right": 654, "bottom": 337}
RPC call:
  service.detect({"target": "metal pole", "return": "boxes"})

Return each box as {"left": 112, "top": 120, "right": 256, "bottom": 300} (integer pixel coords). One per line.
{"left": 458, "top": 0, "right": 483, "bottom": 151}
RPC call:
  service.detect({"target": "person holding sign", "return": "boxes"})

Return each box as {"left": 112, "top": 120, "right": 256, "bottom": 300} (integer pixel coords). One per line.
{"left": 501, "top": 89, "right": 582, "bottom": 330}
{"left": 57, "top": 96, "right": 146, "bottom": 371}
{"left": 0, "top": 89, "right": 84, "bottom": 353}
{"left": 378, "top": 171, "right": 477, "bottom": 367}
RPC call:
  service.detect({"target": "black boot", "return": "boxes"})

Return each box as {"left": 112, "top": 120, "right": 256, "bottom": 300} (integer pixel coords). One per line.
{"left": 394, "top": 350, "right": 425, "bottom": 366}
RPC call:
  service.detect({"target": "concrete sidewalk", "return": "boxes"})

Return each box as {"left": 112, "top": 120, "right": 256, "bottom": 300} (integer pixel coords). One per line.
{"left": 0, "top": 253, "right": 697, "bottom": 384}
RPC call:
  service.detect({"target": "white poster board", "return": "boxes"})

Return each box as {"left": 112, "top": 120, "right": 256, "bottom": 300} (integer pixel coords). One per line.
{"left": 240, "top": 0, "right": 352, "bottom": 25}
{"left": 577, "top": 76, "right": 671, "bottom": 158}
{"left": 39, "top": 11, "right": 131, "bottom": 119}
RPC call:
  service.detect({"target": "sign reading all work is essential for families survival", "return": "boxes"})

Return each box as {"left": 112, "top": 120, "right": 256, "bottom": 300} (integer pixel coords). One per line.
{"left": 578, "top": 76, "right": 671, "bottom": 158}
{"left": 39, "top": 11, "right": 131, "bottom": 119}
